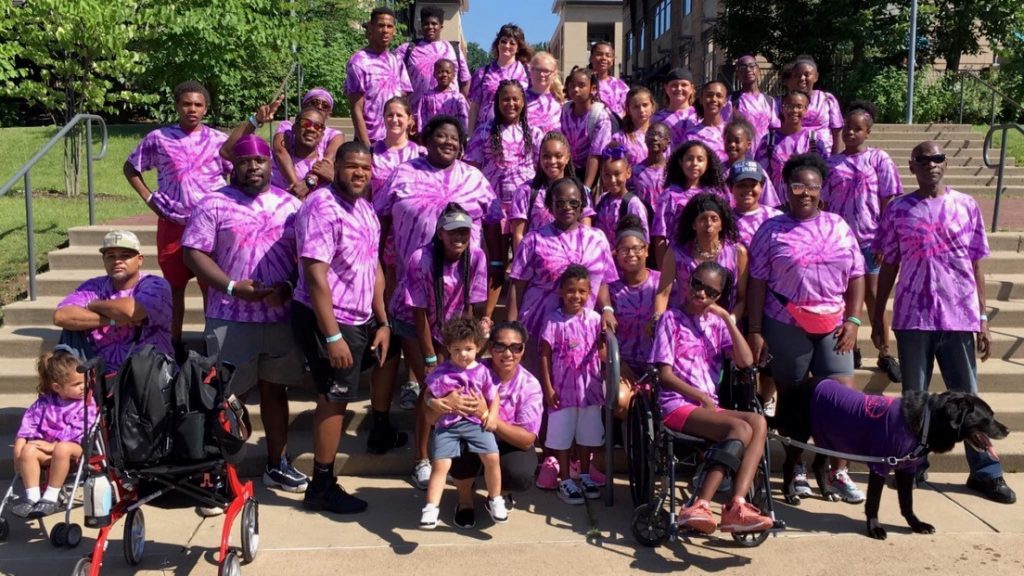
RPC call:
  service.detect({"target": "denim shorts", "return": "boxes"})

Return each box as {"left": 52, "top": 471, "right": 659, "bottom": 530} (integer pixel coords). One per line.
{"left": 430, "top": 420, "right": 499, "bottom": 459}
{"left": 861, "top": 246, "right": 881, "bottom": 275}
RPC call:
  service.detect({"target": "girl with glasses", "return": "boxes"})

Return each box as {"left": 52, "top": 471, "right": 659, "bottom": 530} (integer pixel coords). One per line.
{"left": 526, "top": 51, "right": 564, "bottom": 135}
{"left": 608, "top": 215, "right": 660, "bottom": 396}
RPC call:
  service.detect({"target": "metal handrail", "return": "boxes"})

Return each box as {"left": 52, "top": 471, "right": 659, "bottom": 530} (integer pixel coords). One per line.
{"left": 0, "top": 113, "right": 109, "bottom": 300}
{"left": 982, "top": 123, "right": 1024, "bottom": 232}
{"left": 956, "top": 69, "right": 1024, "bottom": 126}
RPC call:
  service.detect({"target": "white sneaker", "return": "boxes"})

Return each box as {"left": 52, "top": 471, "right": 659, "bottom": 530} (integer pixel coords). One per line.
{"left": 412, "top": 459, "right": 431, "bottom": 490}
{"left": 829, "top": 469, "right": 866, "bottom": 503}
{"left": 485, "top": 496, "right": 509, "bottom": 523}
{"left": 792, "top": 464, "right": 813, "bottom": 497}
{"left": 420, "top": 503, "right": 439, "bottom": 529}
{"left": 197, "top": 505, "right": 225, "bottom": 518}
{"left": 399, "top": 381, "right": 420, "bottom": 411}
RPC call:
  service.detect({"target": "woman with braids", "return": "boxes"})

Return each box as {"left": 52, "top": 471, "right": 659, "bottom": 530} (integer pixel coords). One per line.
{"left": 399, "top": 203, "right": 489, "bottom": 491}
{"left": 468, "top": 23, "right": 531, "bottom": 132}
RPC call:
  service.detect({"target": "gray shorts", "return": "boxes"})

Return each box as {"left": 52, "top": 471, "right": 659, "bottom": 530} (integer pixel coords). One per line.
{"left": 430, "top": 420, "right": 499, "bottom": 460}
{"left": 762, "top": 315, "right": 854, "bottom": 387}
{"left": 205, "top": 317, "right": 305, "bottom": 394}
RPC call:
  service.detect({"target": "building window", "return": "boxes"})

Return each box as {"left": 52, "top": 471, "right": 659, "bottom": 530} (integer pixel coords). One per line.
{"left": 684, "top": 0, "right": 692, "bottom": 16}
{"left": 626, "top": 31, "right": 633, "bottom": 60}
{"left": 639, "top": 22, "right": 646, "bottom": 52}
{"left": 654, "top": 0, "right": 671, "bottom": 38}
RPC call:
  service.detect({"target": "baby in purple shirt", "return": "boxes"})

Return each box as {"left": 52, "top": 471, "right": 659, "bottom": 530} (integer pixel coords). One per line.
{"left": 421, "top": 318, "right": 506, "bottom": 528}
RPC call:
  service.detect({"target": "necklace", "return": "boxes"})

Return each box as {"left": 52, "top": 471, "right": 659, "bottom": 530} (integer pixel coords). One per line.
{"left": 695, "top": 239, "right": 721, "bottom": 260}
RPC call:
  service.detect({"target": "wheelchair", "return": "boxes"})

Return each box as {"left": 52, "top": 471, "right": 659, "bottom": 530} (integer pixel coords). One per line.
{"left": 623, "top": 359, "right": 783, "bottom": 548}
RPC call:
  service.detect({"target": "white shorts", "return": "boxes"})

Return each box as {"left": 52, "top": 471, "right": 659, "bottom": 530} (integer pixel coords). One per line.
{"left": 545, "top": 405, "right": 604, "bottom": 451}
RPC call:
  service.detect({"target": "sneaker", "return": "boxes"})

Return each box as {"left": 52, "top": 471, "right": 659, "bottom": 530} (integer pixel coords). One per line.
{"left": 197, "top": 504, "right": 225, "bottom": 518}
{"left": 412, "top": 459, "right": 431, "bottom": 490}
{"left": 878, "top": 355, "right": 902, "bottom": 383}
{"left": 557, "top": 479, "right": 585, "bottom": 505}
{"left": 9, "top": 496, "right": 35, "bottom": 518}
{"left": 420, "top": 503, "right": 440, "bottom": 529}
{"left": 588, "top": 463, "right": 607, "bottom": 487}
{"left": 535, "top": 456, "right": 559, "bottom": 490}
{"left": 853, "top": 347, "right": 862, "bottom": 369}
{"left": 486, "top": 496, "right": 509, "bottom": 523}
{"left": 399, "top": 381, "right": 420, "bottom": 411}
{"left": 579, "top": 474, "right": 601, "bottom": 500}
{"left": 366, "top": 424, "right": 409, "bottom": 455}
{"left": 829, "top": 469, "right": 865, "bottom": 503}
{"left": 762, "top": 396, "right": 777, "bottom": 418}
{"left": 677, "top": 499, "right": 717, "bottom": 534}
{"left": 966, "top": 476, "right": 1017, "bottom": 504}
{"left": 791, "top": 464, "right": 813, "bottom": 497}
{"left": 720, "top": 500, "right": 773, "bottom": 533}
{"left": 303, "top": 482, "right": 368, "bottom": 514}
{"left": 263, "top": 457, "right": 309, "bottom": 493}
{"left": 25, "top": 498, "right": 59, "bottom": 519}
{"left": 453, "top": 504, "right": 476, "bottom": 529}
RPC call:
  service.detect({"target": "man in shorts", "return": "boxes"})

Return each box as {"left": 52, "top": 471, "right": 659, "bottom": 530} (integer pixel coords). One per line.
{"left": 182, "top": 134, "right": 308, "bottom": 494}
{"left": 291, "top": 140, "right": 393, "bottom": 514}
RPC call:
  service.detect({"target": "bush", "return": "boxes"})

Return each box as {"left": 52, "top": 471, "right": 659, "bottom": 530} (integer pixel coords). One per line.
{"left": 854, "top": 65, "right": 1007, "bottom": 124}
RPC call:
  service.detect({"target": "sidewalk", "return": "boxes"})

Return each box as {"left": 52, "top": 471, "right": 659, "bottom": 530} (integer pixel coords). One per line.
{"left": 1, "top": 473, "right": 1021, "bottom": 575}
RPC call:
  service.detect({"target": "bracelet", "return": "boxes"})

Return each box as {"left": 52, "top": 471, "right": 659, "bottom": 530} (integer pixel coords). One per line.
{"left": 226, "top": 280, "right": 235, "bottom": 296}
{"left": 602, "top": 305, "right": 615, "bottom": 314}
{"left": 845, "top": 316, "right": 862, "bottom": 326}
{"left": 489, "top": 260, "right": 504, "bottom": 267}
{"left": 248, "top": 115, "right": 261, "bottom": 129}
{"left": 283, "top": 280, "right": 294, "bottom": 292}
{"left": 980, "top": 314, "right": 989, "bottom": 322}
{"left": 108, "top": 318, "right": 117, "bottom": 327}
{"left": 424, "top": 355, "right": 438, "bottom": 365}
{"left": 324, "top": 333, "right": 343, "bottom": 344}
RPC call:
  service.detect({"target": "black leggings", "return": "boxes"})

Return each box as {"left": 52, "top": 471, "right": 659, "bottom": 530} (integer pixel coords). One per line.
{"left": 449, "top": 440, "right": 537, "bottom": 492}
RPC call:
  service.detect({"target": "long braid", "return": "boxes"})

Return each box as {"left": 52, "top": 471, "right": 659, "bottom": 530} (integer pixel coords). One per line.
{"left": 432, "top": 236, "right": 447, "bottom": 336}
{"left": 461, "top": 246, "right": 472, "bottom": 317}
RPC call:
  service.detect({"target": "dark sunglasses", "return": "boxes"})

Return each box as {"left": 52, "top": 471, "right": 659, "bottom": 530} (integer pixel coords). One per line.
{"left": 554, "top": 199, "right": 582, "bottom": 209}
{"left": 490, "top": 342, "right": 525, "bottom": 354}
{"left": 306, "top": 98, "right": 332, "bottom": 111}
{"left": 913, "top": 153, "right": 946, "bottom": 165}
{"left": 689, "top": 276, "right": 722, "bottom": 300}
{"left": 299, "top": 118, "right": 325, "bottom": 132}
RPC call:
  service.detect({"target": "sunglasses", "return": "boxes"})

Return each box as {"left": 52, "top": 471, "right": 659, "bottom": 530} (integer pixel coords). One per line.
{"left": 554, "top": 199, "right": 582, "bottom": 209}
{"left": 306, "top": 98, "right": 332, "bottom": 111}
{"left": 689, "top": 276, "right": 722, "bottom": 300}
{"left": 299, "top": 118, "right": 325, "bottom": 132}
{"left": 490, "top": 342, "right": 525, "bottom": 354}
{"left": 913, "top": 153, "right": 946, "bottom": 164}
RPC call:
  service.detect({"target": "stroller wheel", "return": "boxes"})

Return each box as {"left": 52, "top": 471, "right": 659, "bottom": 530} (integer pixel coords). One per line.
{"left": 123, "top": 509, "right": 146, "bottom": 566}
{"left": 72, "top": 557, "right": 91, "bottom": 576}
{"left": 65, "top": 523, "right": 83, "bottom": 548}
{"left": 240, "top": 498, "right": 259, "bottom": 563}
{"left": 630, "top": 503, "right": 670, "bottom": 547}
{"left": 0, "top": 517, "right": 9, "bottom": 541}
{"left": 219, "top": 552, "right": 241, "bottom": 576}
{"left": 731, "top": 529, "right": 769, "bottom": 547}
{"left": 50, "top": 522, "right": 68, "bottom": 547}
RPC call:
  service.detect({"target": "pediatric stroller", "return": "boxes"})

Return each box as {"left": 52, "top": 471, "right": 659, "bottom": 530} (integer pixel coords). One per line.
{"left": 70, "top": 346, "right": 258, "bottom": 576}
{"left": 624, "top": 359, "right": 783, "bottom": 548}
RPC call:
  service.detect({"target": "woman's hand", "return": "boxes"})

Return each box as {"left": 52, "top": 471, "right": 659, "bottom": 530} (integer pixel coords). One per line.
{"left": 601, "top": 309, "right": 618, "bottom": 333}
{"left": 747, "top": 332, "right": 767, "bottom": 366}
{"left": 700, "top": 393, "right": 717, "bottom": 411}
{"left": 833, "top": 321, "right": 858, "bottom": 354}
{"left": 706, "top": 303, "right": 732, "bottom": 323}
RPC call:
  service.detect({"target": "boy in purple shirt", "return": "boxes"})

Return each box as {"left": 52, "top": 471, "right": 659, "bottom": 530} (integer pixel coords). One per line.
{"left": 416, "top": 59, "right": 470, "bottom": 132}
{"left": 345, "top": 7, "right": 413, "bottom": 146}
{"left": 182, "top": 134, "right": 307, "bottom": 495}
{"left": 873, "top": 141, "right": 1015, "bottom": 505}
{"left": 395, "top": 6, "right": 471, "bottom": 106}
{"left": 722, "top": 55, "right": 777, "bottom": 155}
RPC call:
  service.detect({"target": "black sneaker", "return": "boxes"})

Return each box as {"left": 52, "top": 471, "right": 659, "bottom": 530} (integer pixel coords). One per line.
{"left": 853, "top": 347, "right": 862, "bottom": 369}
{"left": 303, "top": 482, "right": 368, "bottom": 514}
{"left": 877, "top": 355, "right": 902, "bottom": 383}
{"left": 453, "top": 504, "right": 476, "bottom": 529}
{"left": 9, "top": 496, "right": 35, "bottom": 518}
{"left": 366, "top": 425, "right": 409, "bottom": 455}
{"left": 26, "top": 499, "right": 60, "bottom": 519}
{"left": 967, "top": 476, "right": 1017, "bottom": 504}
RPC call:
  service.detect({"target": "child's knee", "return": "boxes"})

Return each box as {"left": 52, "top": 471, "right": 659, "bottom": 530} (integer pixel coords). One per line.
{"left": 53, "top": 442, "right": 81, "bottom": 460}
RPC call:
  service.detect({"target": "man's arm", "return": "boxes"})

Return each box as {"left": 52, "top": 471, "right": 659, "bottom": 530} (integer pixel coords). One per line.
{"left": 974, "top": 259, "right": 992, "bottom": 361}
{"left": 349, "top": 93, "right": 370, "bottom": 147}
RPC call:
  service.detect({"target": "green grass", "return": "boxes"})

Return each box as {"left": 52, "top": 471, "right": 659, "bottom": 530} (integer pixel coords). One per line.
{"left": 972, "top": 125, "right": 1024, "bottom": 166}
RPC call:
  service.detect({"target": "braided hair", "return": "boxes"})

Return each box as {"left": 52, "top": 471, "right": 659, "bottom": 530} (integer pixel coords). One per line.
{"left": 431, "top": 203, "right": 474, "bottom": 335}
{"left": 490, "top": 79, "right": 533, "bottom": 164}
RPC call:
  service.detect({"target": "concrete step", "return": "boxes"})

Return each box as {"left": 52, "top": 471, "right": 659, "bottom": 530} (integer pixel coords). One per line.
{"left": 985, "top": 251, "right": 1024, "bottom": 275}
{"left": 871, "top": 132, "right": 982, "bottom": 142}
{"left": 987, "top": 274, "right": 1024, "bottom": 300}
{"left": 2, "top": 295, "right": 205, "bottom": 327}
{"left": 48, "top": 246, "right": 160, "bottom": 272}
{"left": 28, "top": 270, "right": 204, "bottom": 299}
{"left": 871, "top": 123, "right": 977, "bottom": 133}
{"left": 898, "top": 175, "right": 1024, "bottom": 188}
{"left": 872, "top": 139, "right": 995, "bottom": 151}
{"left": 69, "top": 225, "right": 158, "bottom": 248}
{"left": 0, "top": 324, "right": 209, "bottom": 359}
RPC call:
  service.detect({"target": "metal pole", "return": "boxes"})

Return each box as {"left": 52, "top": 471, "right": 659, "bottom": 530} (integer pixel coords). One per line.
{"left": 992, "top": 129, "right": 1008, "bottom": 232}
{"left": 86, "top": 119, "right": 95, "bottom": 225}
{"left": 906, "top": 0, "right": 918, "bottom": 124}
{"left": 959, "top": 76, "right": 965, "bottom": 125}
{"left": 990, "top": 89, "right": 997, "bottom": 126}
{"left": 24, "top": 172, "right": 36, "bottom": 301}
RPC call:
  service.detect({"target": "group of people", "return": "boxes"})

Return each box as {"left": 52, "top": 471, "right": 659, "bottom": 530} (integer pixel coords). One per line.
{"left": 9, "top": 5, "right": 1013, "bottom": 535}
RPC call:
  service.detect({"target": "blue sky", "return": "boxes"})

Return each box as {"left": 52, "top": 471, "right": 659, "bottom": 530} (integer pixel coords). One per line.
{"left": 461, "top": 0, "right": 559, "bottom": 48}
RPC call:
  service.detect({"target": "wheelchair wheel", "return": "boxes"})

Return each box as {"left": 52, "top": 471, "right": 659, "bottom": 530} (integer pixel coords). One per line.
{"left": 626, "top": 392, "right": 655, "bottom": 508}
{"left": 0, "top": 517, "right": 9, "bottom": 541}
{"left": 65, "top": 523, "right": 83, "bottom": 548}
{"left": 123, "top": 508, "right": 146, "bottom": 566}
{"left": 50, "top": 522, "right": 68, "bottom": 547}
{"left": 71, "top": 558, "right": 91, "bottom": 576}
{"left": 631, "top": 503, "right": 670, "bottom": 547}
{"left": 240, "top": 498, "right": 259, "bottom": 563}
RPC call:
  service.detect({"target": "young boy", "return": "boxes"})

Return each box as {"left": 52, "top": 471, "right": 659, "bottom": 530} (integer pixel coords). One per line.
{"left": 416, "top": 59, "right": 470, "bottom": 133}
{"left": 396, "top": 5, "right": 471, "bottom": 107}
{"left": 345, "top": 7, "right": 412, "bottom": 146}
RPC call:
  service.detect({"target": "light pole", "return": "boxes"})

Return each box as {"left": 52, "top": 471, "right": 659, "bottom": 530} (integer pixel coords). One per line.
{"left": 906, "top": 0, "right": 918, "bottom": 124}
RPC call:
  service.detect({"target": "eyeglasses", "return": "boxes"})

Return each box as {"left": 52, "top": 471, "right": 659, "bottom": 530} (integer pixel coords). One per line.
{"left": 553, "top": 199, "right": 582, "bottom": 209}
{"left": 490, "top": 342, "right": 525, "bottom": 354}
{"left": 306, "top": 98, "right": 331, "bottom": 111}
{"left": 616, "top": 245, "right": 647, "bottom": 256}
{"left": 737, "top": 63, "right": 758, "bottom": 70}
{"left": 782, "top": 103, "right": 807, "bottom": 111}
{"left": 689, "top": 276, "right": 722, "bottom": 300}
{"left": 913, "top": 153, "right": 946, "bottom": 165}
{"left": 531, "top": 67, "right": 555, "bottom": 77}
{"left": 788, "top": 183, "right": 822, "bottom": 195}
{"left": 299, "top": 118, "right": 325, "bottom": 132}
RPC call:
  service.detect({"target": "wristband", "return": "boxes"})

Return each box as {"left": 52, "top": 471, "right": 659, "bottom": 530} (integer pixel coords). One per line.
{"left": 489, "top": 260, "right": 504, "bottom": 267}
{"left": 108, "top": 318, "right": 117, "bottom": 327}
{"left": 980, "top": 314, "right": 989, "bottom": 322}
{"left": 845, "top": 316, "right": 862, "bottom": 326}
{"left": 226, "top": 280, "right": 235, "bottom": 296}
{"left": 283, "top": 280, "right": 294, "bottom": 292}
{"left": 324, "top": 333, "right": 343, "bottom": 344}
{"left": 248, "top": 115, "right": 261, "bottom": 129}
{"left": 424, "top": 355, "right": 438, "bottom": 365}
{"left": 602, "top": 305, "right": 615, "bottom": 314}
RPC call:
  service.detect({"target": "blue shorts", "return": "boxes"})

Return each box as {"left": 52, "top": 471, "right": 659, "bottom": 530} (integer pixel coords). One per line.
{"left": 861, "top": 246, "right": 881, "bottom": 275}
{"left": 430, "top": 420, "right": 499, "bottom": 460}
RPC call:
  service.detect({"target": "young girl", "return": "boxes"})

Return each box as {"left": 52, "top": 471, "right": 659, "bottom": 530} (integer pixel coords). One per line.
{"left": 822, "top": 100, "right": 902, "bottom": 379}
{"left": 631, "top": 123, "right": 671, "bottom": 207}
{"left": 526, "top": 51, "right": 564, "bottom": 135}
{"left": 756, "top": 90, "right": 827, "bottom": 197}
{"left": 273, "top": 88, "right": 346, "bottom": 196}
{"left": 651, "top": 68, "right": 697, "bottom": 134}
{"left": 560, "top": 68, "right": 614, "bottom": 190}
{"left": 608, "top": 87, "right": 657, "bottom": 168}
{"left": 508, "top": 132, "right": 595, "bottom": 253}
{"left": 676, "top": 81, "right": 730, "bottom": 165}
{"left": 652, "top": 141, "right": 726, "bottom": 265}
{"left": 650, "top": 261, "right": 773, "bottom": 534}
{"left": 722, "top": 56, "right": 776, "bottom": 156}
{"left": 594, "top": 156, "right": 649, "bottom": 245}
{"left": 372, "top": 97, "right": 425, "bottom": 196}
{"left": 468, "top": 23, "right": 531, "bottom": 133}
{"left": 729, "top": 160, "right": 782, "bottom": 248}
{"left": 420, "top": 318, "right": 507, "bottom": 528}
{"left": 417, "top": 59, "right": 471, "bottom": 133}
{"left": 781, "top": 56, "right": 843, "bottom": 154}
{"left": 723, "top": 115, "right": 780, "bottom": 208}
{"left": 589, "top": 41, "right": 629, "bottom": 117}
{"left": 540, "top": 265, "right": 606, "bottom": 504}
{"left": 608, "top": 216, "right": 660, "bottom": 381}
{"left": 11, "top": 349, "right": 96, "bottom": 519}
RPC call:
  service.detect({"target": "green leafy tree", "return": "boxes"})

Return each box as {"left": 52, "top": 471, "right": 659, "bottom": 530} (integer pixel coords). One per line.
{"left": 466, "top": 41, "right": 490, "bottom": 72}
{"left": 924, "top": 1, "right": 1024, "bottom": 73}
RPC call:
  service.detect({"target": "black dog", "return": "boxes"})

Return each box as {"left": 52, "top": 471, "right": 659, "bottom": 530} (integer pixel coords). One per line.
{"left": 774, "top": 378, "right": 1008, "bottom": 539}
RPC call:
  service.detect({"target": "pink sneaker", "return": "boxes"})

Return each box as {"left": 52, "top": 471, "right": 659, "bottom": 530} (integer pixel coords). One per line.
{"left": 588, "top": 463, "right": 607, "bottom": 487}
{"left": 535, "top": 456, "right": 559, "bottom": 490}
{"left": 719, "top": 500, "right": 773, "bottom": 533}
{"left": 677, "top": 499, "right": 717, "bottom": 534}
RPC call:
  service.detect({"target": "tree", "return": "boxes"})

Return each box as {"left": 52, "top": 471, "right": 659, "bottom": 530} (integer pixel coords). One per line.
{"left": 466, "top": 41, "right": 490, "bottom": 72}
{"left": 923, "top": 1, "right": 1024, "bottom": 72}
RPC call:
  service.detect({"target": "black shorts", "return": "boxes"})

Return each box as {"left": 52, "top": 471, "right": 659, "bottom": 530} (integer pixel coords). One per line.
{"left": 290, "top": 301, "right": 397, "bottom": 403}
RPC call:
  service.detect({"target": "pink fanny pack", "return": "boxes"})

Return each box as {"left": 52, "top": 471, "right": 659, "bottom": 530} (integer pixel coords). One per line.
{"left": 771, "top": 288, "right": 843, "bottom": 335}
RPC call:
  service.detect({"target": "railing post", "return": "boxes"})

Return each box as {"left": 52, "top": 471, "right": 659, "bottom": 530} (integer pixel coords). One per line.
{"left": 991, "top": 89, "right": 997, "bottom": 126}
{"left": 24, "top": 172, "right": 36, "bottom": 301}
{"left": 958, "top": 76, "right": 965, "bottom": 125}
{"left": 992, "top": 128, "right": 1008, "bottom": 233}
{"left": 86, "top": 119, "right": 95, "bottom": 226}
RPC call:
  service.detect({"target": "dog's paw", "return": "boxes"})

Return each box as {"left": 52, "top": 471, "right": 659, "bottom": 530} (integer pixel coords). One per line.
{"left": 866, "top": 520, "right": 888, "bottom": 540}
{"left": 907, "top": 516, "right": 935, "bottom": 534}
{"left": 824, "top": 491, "right": 842, "bottom": 503}
{"left": 784, "top": 493, "right": 802, "bottom": 505}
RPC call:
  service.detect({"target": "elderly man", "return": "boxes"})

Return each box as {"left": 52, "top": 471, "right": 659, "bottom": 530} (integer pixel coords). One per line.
{"left": 873, "top": 140, "right": 1016, "bottom": 504}
{"left": 182, "top": 134, "right": 308, "bottom": 495}
{"left": 54, "top": 230, "right": 173, "bottom": 374}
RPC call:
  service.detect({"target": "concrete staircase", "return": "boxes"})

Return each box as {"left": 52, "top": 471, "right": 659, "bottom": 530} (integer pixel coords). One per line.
{"left": 1, "top": 122, "right": 1023, "bottom": 481}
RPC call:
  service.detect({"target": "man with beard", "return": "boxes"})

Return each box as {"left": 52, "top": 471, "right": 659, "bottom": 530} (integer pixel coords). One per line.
{"left": 873, "top": 140, "right": 1016, "bottom": 504}
{"left": 182, "top": 134, "right": 308, "bottom": 495}
{"left": 54, "top": 231, "right": 174, "bottom": 374}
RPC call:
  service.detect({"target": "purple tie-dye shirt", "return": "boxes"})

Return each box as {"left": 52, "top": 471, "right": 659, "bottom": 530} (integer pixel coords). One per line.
{"left": 182, "top": 185, "right": 299, "bottom": 323}
{"left": 375, "top": 157, "right": 497, "bottom": 279}
{"left": 801, "top": 90, "right": 843, "bottom": 152}
{"left": 609, "top": 270, "right": 661, "bottom": 372}
{"left": 540, "top": 307, "right": 604, "bottom": 410}
{"left": 427, "top": 361, "right": 497, "bottom": 428}
{"left": 722, "top": 92, "right": 777, "bottom": 154}
{"left": 509, "top": 223, "right": 616, "bottom": 345}
{"left": 608, "top": 129, "right": 649, "bottom": 167}
{"left": 749, "top": 211, "right": 865, "bottom": 326}
{"left": 651, "top": 185, "right": 727, "bottom": 240}
{"left": 17, "top": 394, "right": 98, "bottom": 444}
{"left": 734, "top": 206, "right": 783, "bottom": 247}
{"left": 465, "top": 121, "right": 544, "bottom": 208}
{"left": 482, "top": 359, "right": 544, "bottom": 436}
{"left": 126, "top": 125, "right": 231, "bottom": 225}
{"left": 508, "top": 182, "right": 597, "bottom": 232}
{"left": 652, "top": 106, "right": 697, "bottom": 134}
{"left": 594, "top": 193, "right": 650, "bottom": 245}
{"left": 344, "top": 48, "right": 413, "bottom": 143}
{"left": 596, "top": 76, "right": 630, "bottom": 117}
{"left": 675, "top": 122, "right": 728, "bottom": 165}
{"left": 57, "top": 274, "right": 173, "bottom": 374}
{"left": 399, "top": 245, "right": 488, "bottom": 342}
{"left": 294, "top": 186, "right": 381, "bottom": 325}
{"left": 370, "top": 139, "right": 424, "bottom": 198}
{"left": 823, "top": 148, "right": 902, "bottom": 248}
{"left": 270, "top": 129, "right": 336, "bottom": 193}
{"left": 671, "top": 241, "right": 741, "bottom": 311}
{"left": 649, "top": 308, "right": 733, "bottom": 415}
{"left": 876, "top": 189, "right": 989, "bottom": 332}
{"left": 526, "top": 89, "right": 562, "bottom": 135}
{"left": 394, "top": 39, "right": 471, "bottom": 107}
{"left": 561, "top": 103, "right": 614, "bottom": 169}
{"left": 755, "top": 128, "right": 828, "bottom": 196}
{"left": 416, "top": 89, "right": 470, "bottom": 134}
{"left": 631, "top": 163, "right": 667, "bottom": 206}
{"left": 468, "top": 60, "right": 529, "bottom": 128}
